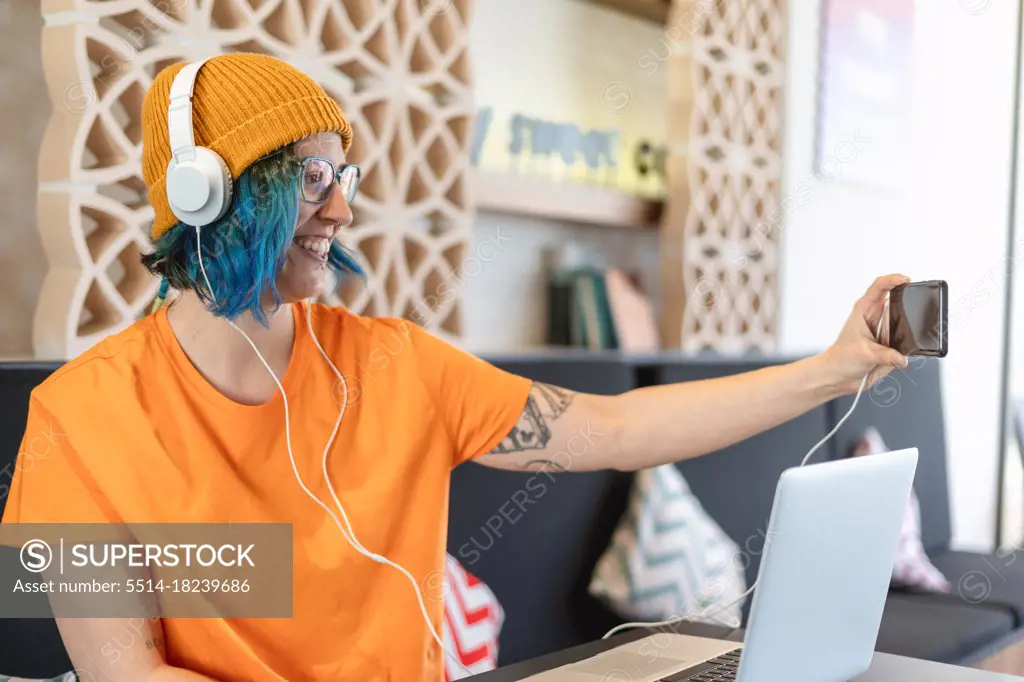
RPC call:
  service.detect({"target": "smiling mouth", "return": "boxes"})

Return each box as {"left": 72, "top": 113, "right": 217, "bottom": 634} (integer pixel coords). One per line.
{"left": 294, "top": 236, "right": 330, "bottom": 261}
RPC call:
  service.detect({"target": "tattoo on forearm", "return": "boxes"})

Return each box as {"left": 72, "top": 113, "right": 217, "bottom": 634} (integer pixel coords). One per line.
{"left": 534, "top": 383, "right": 574, "bottom": 419}
{"left": 488, "top": 383, "right": 575, "bottom": 457}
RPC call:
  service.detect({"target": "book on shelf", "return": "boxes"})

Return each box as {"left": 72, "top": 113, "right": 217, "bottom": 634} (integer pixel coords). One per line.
{"left": 546, "top": 266, "right": 658, "bottom": 353}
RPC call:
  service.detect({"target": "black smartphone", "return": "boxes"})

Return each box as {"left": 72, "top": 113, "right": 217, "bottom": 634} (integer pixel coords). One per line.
{"left": 885, "top": 280, "right": 948, "bottom": 357}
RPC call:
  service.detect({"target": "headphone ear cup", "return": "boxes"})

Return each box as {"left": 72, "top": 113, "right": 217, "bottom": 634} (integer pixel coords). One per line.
{"left": 165, "top": 147, "right": 233, "bottom": 227}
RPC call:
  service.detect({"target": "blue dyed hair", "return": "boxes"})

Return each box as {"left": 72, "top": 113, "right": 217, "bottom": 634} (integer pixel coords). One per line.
{"left": 142, "top": 145, "right": 364, "bottom": 326}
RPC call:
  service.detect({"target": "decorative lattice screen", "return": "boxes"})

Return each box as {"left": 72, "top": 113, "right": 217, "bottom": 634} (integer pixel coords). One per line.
{"left": 661, "top": 0, "right": 784, "bottom": 352}
{"left": 35, "top": 0, "right": 474, "bottom": 359}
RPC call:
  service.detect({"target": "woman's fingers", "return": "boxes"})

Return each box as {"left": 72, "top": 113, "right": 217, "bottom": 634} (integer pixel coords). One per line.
{"left": 877, "top": 344, "right": 908, "bottom": 370}
{"left": 860, "top": 345, "right": 907, "bottom": 392}
{"left": 858, "top": 274, "right": 910, "bottom": 317}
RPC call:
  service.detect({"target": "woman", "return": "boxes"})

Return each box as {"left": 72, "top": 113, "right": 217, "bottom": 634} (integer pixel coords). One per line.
{"left": 3, "top": 53, "right": 908, "bottom": 681}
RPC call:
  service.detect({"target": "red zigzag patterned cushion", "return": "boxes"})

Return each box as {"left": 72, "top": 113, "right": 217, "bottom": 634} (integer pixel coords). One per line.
{"left": 443, "top": 554, "right": 505, "bottom": 680}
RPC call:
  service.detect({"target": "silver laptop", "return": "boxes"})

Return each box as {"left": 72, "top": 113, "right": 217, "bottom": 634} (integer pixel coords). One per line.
{"left": 523, "top": 447, "right": 919, "bottom": 682}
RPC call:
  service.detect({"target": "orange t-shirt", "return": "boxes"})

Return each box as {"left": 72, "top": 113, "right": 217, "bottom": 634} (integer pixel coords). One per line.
{"left": 1, "top": 302, "right": 531, "bottom": 681}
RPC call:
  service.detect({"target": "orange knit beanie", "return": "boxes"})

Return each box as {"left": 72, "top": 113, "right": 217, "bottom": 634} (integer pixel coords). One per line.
{"left": 141, "top": 53, "right": 353, "bottom": 241}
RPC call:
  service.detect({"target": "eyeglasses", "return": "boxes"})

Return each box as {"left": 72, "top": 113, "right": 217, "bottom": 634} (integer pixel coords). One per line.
{"left": 297, "top": 157, "right": 362, "bottom": 204}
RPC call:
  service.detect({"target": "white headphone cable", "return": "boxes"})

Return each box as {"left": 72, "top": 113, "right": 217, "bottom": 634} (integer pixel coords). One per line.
{"left": 602, "top": 311, "right": 889, "bottom": 640}
{"left": 302, "top": 301, "right": 467, "bottom": 670}
{"left": 193, "top": 228, "right": 471, "bottom": 677}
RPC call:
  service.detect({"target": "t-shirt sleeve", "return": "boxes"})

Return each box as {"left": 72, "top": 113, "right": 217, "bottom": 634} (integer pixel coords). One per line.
{"left": 1, "top": 394, "right": 119, "bottom": 526}
{"left": 406, "top": 323, "right": 533, "bottom": 467}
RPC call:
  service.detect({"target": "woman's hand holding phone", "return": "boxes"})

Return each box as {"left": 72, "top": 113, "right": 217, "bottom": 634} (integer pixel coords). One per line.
{"left": 816, "top": 274, "right": 912, "bottom": 397}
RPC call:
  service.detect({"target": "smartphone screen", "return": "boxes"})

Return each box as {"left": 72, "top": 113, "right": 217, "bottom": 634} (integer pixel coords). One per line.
{"left": 886, "top": 281, "right": 948, "bottom": 357}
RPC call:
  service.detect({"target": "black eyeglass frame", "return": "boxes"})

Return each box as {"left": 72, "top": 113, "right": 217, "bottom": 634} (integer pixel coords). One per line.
{"left": 295, "top": 156, "right": 362, "bottom": 205}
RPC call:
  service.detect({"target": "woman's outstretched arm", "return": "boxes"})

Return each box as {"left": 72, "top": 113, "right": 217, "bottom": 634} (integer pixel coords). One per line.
{"left": 474, "top": 275, "right": 909, "bottom": 474}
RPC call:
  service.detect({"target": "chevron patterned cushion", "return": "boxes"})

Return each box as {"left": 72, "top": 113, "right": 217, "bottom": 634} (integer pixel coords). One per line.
{"left": 442, "top": 553, "right": 504, "bottom": 681}
{"left": 588, "top": 465, "right": 747, "bottom": 627}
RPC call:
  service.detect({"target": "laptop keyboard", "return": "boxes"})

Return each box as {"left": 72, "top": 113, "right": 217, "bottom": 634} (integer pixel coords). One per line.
{"left": 658, "top": 648, "right": 742, "bottom": 681}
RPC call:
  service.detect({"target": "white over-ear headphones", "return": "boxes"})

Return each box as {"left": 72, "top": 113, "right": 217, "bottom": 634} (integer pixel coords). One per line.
{"left": 165, "top": 57, "right": 233, "bottom": 227}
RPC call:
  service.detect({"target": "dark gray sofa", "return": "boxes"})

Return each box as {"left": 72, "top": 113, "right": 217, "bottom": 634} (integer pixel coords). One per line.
{"left": 448, "top": 352, "right": 1024, "bottom": 672}
{"left": 1, "top": 354, "right": 1023, "bottom": 677}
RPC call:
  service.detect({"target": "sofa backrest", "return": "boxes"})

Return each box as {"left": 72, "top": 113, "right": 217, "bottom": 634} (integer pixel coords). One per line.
{"left": 0, "top": 362, "right": 72, "bottom": 678}
{"left": 829, "top": 356, "right": 952, "bottom": 555}
{"left": 0, "top": 362, "right": 61, "bottom": 517}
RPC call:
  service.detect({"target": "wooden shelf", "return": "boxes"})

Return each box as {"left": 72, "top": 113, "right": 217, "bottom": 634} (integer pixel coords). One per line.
{"left": 470, "top": 169, "right": 663, "bottom": 230}
{"left": 576, "top": 0, "right": 671, "bottom": 24}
